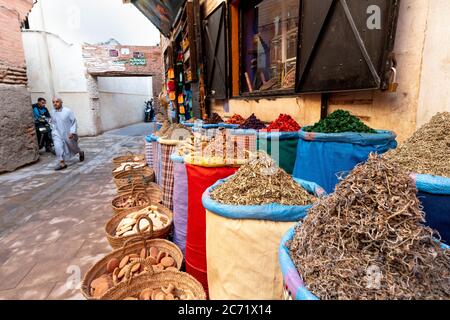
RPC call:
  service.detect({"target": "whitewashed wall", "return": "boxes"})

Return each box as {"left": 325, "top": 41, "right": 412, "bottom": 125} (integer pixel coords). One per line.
{"left": 98, "top": 77, "right": 153, "bottom": 131}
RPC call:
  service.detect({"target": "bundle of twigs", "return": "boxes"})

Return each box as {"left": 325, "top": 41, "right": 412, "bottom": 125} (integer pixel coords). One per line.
{"left": 289, "top": 154, "right": 450, "bottom": 300}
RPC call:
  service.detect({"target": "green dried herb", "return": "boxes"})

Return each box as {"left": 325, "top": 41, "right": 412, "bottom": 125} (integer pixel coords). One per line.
{"left": 304, "top": 110, "right": 377, "bottom": 134}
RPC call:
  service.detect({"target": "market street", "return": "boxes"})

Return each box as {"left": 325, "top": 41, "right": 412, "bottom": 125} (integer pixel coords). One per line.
{"left": 0, "top": 123, "right": 153, "bottom": 300}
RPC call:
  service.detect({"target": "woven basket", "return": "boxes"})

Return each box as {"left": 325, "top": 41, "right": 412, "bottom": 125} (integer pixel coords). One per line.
{"left": 111, "top": 191, "right": 154, "bottom": 215}
{"left": 113, "top": 167, "right": 155, "bottom": 189}
{"left": 99, "top": 269, "right": 206, "bottom": 300}
{"left": 112, "top": 152, "right": 146, "bottom": 168}
{"left": 117, "top": 182, "right": 162, "bottom": 202}
{"left": 112, "top": 163, "right": 147, "bottom": 176}
{"left": 80, "top": 238, "right": 183, "bottom": 300}
{"left": 106, "top": 204, "right": 173, "bottom": 249}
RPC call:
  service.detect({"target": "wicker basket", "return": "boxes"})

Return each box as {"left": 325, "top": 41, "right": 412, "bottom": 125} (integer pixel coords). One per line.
{"left": 117, "top": 182, "right": 162, "bottom": 202}
{"left": 111, "top": 191, "right": 154, "bottom": 215}
{"left": 113, "top": 167, "right": 155, "bottom": 189}
{"left": 112, "top": 152, "right": 146, "bottom": 168}
{"left": 99, "top": 269, "right": 206, "bottom": 300}
{"left": 80, "top": 238, "right": 183, "bottom": 300}
{"left": 106, "top": 204, "right": 173, "bottom": 249}
{"left": 112, "top": 163, "right": 147, "bottom": 176}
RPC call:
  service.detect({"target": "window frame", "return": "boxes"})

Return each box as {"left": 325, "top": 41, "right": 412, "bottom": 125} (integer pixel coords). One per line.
{"left": 233, "top": 0, "right": 301, "bottom": 98}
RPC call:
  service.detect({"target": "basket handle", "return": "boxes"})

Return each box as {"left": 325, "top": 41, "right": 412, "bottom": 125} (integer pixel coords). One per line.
{"left": 135, "top": 214, "right": 154, "bottom": 238}
{"left": 134, "top": 191, "right": 150, "bottom": 205}
{"left": 123, "top": 164, "right": 133, "bottom": 171}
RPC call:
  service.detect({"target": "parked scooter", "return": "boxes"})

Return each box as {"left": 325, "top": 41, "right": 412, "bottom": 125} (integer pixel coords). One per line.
{"left": 144, "top": 99, "right": 155, "bottom": 122}
{"left": 35, "top": 115, "right": 55, "bottom": 154}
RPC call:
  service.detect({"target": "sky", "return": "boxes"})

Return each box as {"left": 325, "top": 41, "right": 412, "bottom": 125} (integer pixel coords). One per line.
{"left": 28, "top": 0, "right": 161, "bottom": 46}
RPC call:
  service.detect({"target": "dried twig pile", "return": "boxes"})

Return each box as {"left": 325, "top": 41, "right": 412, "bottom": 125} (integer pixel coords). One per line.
{"left": 289, "top": 154, "right": 450, "bottom": 300}
{"left": 384, "top": 112, "right": 450, "bottom": 177}
{"left": 210, "top": 152, "right": 316, "bottom": 206}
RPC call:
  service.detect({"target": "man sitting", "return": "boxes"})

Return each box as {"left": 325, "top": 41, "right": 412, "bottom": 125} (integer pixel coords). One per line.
{"left": 32, "top": 98, "right": 53, "bottom": 153}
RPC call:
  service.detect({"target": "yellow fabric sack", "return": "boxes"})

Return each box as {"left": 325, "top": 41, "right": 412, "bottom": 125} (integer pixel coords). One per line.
{"left": 206, "top": 209, "right": 295, "bottom": 300}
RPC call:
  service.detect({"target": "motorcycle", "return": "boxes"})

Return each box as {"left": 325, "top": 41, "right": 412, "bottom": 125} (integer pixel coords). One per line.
{"left": 35, "top": 115, "right": 55, "bottom": 154}
{"left": 144, "top": 100, "right": 154, "bottom": 122}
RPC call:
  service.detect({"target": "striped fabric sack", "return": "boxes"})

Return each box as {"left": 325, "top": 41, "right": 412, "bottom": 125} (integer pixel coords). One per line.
{"left": 145, "top": 136, "right": 153, "bottom": 167}
{"left": 160, "top": 142, "right": 176, "bottom": 210}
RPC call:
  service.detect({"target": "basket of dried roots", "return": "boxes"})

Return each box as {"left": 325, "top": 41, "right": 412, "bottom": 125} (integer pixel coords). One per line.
{"left": 99, "top": 269, "right": 206, "bottom": 300}
{"left": 111, "top": 190, "right": 154, "bottom": 215}
{"left": 112, "top": 152, "right": 146, "bottom": 168}
{"left": 81, "top": 237, "right": 183, "bottom": 300}
{"left": 106, "top": 205, "right": 173, "bottom": 249}
{"left": 287, "top": 154, "right": 450, "bottom": 300}
{"left": 113, "top": 167, "right": 155, "bottom": 189}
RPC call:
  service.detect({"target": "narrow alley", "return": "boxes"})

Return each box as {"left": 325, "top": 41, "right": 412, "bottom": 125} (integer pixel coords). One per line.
{"left": 0, "top": 123, "right": 153, "bottom": 299}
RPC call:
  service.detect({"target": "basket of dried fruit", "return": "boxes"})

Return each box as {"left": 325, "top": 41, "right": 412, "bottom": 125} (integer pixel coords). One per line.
{"left": 81, "top": 237, "right": 183, "bottom": 299}
{"left": 111, "top": 190, "right": 154, "bottom": 215}
{"left": 106, "top": 205, "right": 173, "bottom": 249}
{"left": 112, "top": 152, "right": 146, "bottom": 168}
{"left": 99, "top": 269, "right": 206, "bottom": 300}
{"left": 113, "top": 167, "right": 155, "bottom": 189}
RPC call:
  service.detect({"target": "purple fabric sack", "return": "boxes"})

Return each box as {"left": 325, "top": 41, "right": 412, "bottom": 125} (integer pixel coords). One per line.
{"left": 172, "top": 160, "right": 188, "bottom": 255}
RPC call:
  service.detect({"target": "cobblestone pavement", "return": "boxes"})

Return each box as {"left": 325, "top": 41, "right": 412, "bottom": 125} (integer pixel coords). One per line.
{"left": 0, "top": 122, "right": 155, "bottom": 300}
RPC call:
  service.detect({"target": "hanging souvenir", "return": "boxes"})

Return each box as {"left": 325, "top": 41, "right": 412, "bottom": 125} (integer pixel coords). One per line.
{"left": 178, "top": 93, "right": 184, "bottom": 104}
{"left": 167, "top": 79, "right": 175, "bottom": 91}
{"left": 169, "top": 91, "right": 176, "bottom": 101}
{"left": 168, "top": 67, "right": 175, "bottom": 79}
{"left": 179, "top": 105, "right": 186, "bottom": 115}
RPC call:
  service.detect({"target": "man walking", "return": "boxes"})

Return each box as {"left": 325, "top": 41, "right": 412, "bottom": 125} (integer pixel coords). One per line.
{"left": 51, "top": 97, "right": 85, "bottom": 171}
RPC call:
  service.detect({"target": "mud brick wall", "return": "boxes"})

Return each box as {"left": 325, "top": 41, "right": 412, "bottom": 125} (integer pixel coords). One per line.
{"left": 82, "top": 45, "right": 164, "bottom": 111}
{"left": 0, "top": 0, "right": 39, "bottom": 173}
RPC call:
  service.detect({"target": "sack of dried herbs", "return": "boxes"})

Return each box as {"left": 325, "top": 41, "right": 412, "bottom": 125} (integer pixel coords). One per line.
{"left": 294, "top": 127, "right": 397, "bottom": 193}
{"left": 206, "top": 152, "right": 322, "bottom": 214}
{"left": 384, "top": 112, "right": 450, "bottom": 243}
{"left": 288, "top": 154, "right": 450, "bottom": 300}
{"left": 202, "top": 152, "right": 324, "bottom": 300}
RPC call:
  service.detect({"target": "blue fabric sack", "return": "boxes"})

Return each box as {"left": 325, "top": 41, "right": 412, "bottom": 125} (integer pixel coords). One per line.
{"left": 202, "top": 176, "right": 325, "bottom": 222}
{"left": 293, "top": 129, "right": 397, "bottom": 193}
{"left": 170, "top": 153, "right": 185, "bottom": 164}
{"left": 218, "top": 123, "right": 240, "bottom": 129}
{"left": 413, "top": 173, "right": 450, "bottom": 244}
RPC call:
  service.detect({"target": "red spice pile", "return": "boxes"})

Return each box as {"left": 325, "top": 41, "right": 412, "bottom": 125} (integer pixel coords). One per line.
{"left": 262, "top": 114, "right": 301, "bottom": 132}
{"left": 226, "top": 114, "right": 246, "bottom": 125}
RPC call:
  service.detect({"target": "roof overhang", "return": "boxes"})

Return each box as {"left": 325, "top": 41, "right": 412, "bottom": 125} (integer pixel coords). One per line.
{"left": 127, "top": 0, "right": 186, "bottom": 37}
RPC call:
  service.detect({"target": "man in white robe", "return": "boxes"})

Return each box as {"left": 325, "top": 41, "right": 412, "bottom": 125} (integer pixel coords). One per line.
{"left": 50, "top": 97, "right": 85, "bottom": 170}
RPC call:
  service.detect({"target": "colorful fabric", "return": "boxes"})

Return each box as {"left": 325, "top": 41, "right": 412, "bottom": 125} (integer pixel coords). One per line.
{"left": 145, "top": 139, "right": 153, "bottom": 167}
{"left": 172, "top": 155, "right": 188, "bottom": 255}
{"left": 160, "top": 143, "right": 176, "bottom": 210}
{"left": 185, "top": 164, "right": 239, "bottom": 294}
{"left": 151, "top": 139, "right": 159, "bottom": 184}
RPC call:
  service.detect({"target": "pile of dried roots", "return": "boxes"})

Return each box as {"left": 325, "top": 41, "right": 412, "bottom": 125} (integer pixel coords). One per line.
{"left": 288, "top": 154, "right": 450, "bottom": 300}
{"left": 210, "top": 152, "right": 316, "bottom": 206}
{"left": 384, "top": 112, "right": 450, "bottom": 177}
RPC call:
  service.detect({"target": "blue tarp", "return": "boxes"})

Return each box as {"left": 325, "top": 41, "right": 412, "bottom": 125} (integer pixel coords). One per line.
{"left": 202, "top": 176, "right": 325, "bottom": 222}
{"left": 413, "top": 173, "right": 450, "bottom": 244}
{"left": 293, "top": 129, "right": 397, "bottom": 193}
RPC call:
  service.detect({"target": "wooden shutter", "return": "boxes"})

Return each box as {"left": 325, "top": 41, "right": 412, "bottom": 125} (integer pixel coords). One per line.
{"left": 295, "top": 0, "right": 400, "bottom": 93}
{"left": 203, "top": 3, "right": 228, "bottom": 99}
